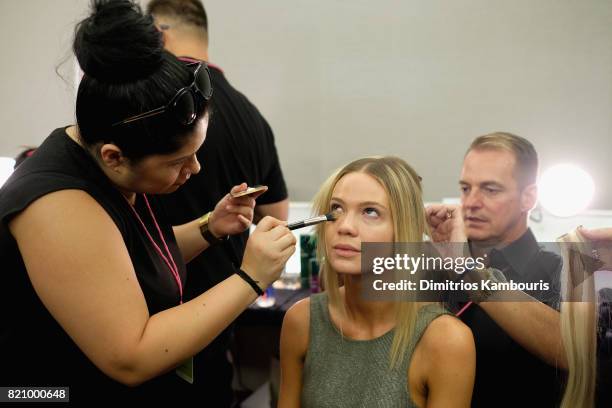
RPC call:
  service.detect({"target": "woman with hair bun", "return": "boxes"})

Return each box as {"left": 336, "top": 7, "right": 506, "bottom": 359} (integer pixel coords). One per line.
{"left": 0, "top": 0, "right": 295, "bottom": 402}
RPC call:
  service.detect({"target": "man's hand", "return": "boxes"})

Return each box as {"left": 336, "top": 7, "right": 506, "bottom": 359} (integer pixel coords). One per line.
{"left": 577, "top": 226, "right": 612, "bottom": 271}
{"left": 426, "top": 203, "right": 467, "bottom": 243}
{"left": 578, "top": 226, "right": 612, "bottom": 241}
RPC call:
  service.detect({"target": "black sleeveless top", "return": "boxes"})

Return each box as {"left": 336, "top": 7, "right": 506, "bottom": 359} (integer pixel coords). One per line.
{"left": 0, "top": 127, "right": 189, "bottom": 402}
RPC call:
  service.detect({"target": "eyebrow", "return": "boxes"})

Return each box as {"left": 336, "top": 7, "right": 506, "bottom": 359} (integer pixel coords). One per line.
{"left": 459, "top": 180, "right": 504, "bottom": 188}
{"left": 169, "top": 153, "right": 194, "bottom": 163}
{"left": 169, "top": 132, "right": 206, "bottom": 164}
{"left": 330, "top": 197, "right": 387, "bottom": 209}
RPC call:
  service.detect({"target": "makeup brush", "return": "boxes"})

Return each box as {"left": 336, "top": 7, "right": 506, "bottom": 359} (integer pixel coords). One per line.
{"left": 287, "top": 212, "right": 337, "bottom": 231}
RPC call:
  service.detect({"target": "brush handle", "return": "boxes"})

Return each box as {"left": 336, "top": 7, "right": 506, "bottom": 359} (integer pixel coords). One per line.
{"left": 287, "top": 215, "right": 329, "bottom": 231}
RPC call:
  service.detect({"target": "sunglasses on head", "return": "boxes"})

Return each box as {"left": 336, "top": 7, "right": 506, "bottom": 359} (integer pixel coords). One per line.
{"left": 112, "top": 60, "right": 212, "bottom": 127}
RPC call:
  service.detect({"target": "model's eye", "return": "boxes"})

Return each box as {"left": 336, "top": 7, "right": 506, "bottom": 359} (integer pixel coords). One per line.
{"left": 330, "top": 203, "right": 343, "bottom": 214}
{"left": 364, "top": 207, "right": 379, "bottom": 218}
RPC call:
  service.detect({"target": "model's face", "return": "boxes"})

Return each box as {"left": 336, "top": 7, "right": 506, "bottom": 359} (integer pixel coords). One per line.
{"left": 324, "top": 172, "right": 394, "bottom": 275}
{"left": 124, "top": 118, "right": 207, "bottom": 194}
{"left": 460, "top": 148, "right": 530, "bottom": 246}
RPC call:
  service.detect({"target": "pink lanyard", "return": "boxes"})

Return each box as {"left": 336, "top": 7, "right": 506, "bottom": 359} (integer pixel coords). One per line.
{"left": 128, "top": 194, "right": 183, "bottom": 304}
{"left": 455, "top": 301, "right": 473, "bottom": 317}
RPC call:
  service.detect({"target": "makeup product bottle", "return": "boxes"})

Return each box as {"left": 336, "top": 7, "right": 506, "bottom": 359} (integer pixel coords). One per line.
{"left": 300, "top": 235, "right": 312, "bottom": 289}
{"left": 310, "top": 258, "right": 320, "bottom": 293}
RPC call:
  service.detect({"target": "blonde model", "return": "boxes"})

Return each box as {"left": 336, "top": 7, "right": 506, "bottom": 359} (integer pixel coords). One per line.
{"left": 278, "top": 156, "right": 475, "bottom": 408}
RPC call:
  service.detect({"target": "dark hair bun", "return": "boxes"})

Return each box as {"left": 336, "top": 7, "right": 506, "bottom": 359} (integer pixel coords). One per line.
{"left": 74, "top": 0, "right": 164, "bottom": 83}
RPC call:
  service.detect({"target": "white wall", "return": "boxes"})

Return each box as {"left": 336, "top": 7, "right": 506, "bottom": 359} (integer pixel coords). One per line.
{"left": 1, "top": 0, "right": 611, "bottom": 208}
{"left": 205, "top": 0, "right": 612, "bottom": 207}
{"left": 0, "top": 0, "right": 87, "bottom": 155}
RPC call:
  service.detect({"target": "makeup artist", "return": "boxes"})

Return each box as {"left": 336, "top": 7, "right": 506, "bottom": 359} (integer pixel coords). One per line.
{"left": 0, "top": 0, "right": 295, "bottom": 403}
{"left": 146, "top": 1, "right": 290, "bottom": 404}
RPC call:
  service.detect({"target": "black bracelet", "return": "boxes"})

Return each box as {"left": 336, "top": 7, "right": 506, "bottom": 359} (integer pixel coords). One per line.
{"left": 236, "top": 269, "right": 264, "bottom": 296}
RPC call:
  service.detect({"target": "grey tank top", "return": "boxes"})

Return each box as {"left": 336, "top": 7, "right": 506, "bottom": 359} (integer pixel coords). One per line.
{"left": 301, "top": 293, "right": 450, "bottom": 408}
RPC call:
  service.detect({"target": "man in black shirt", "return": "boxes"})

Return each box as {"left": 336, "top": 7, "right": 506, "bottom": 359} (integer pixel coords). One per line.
{"left": 427, "top": 132, "right": 564, "bottom": 407}
{"left": 147, "top": 1, "right": 289, "bottom": 405}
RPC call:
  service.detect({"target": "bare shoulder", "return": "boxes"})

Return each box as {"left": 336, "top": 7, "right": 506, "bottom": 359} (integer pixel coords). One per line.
{"left": 10, "top": 189, "right": 110, "bottom": 230}
{"left": 420, "top": 314, "right": 474, "bottom": 359}
{"left": 283, "top": 297, "right": 311, "bottom": 335}
{"left": 279, "top": 297, "right": 310, "bottom": 406}
{"left": 10, "top": 188, "right": 125, "bottom": 265}
{"left": 281, "top": 297, "right": 311, "bottom": 356}
{"left": 413, "top": 314, "right": 476, "bottom": 407}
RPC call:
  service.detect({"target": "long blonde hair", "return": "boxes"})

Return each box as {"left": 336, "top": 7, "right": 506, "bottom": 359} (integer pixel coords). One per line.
{"left": 311, "top": 156, "right": 429, "bottom": 367}
{"left": 558, "top": 230, "right": 597, "bottom": 408}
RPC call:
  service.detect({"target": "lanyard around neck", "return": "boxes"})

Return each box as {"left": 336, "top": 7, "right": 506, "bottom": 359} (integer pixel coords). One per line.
{"left": 128, "top": 194, "right": 183, "bottom": 304}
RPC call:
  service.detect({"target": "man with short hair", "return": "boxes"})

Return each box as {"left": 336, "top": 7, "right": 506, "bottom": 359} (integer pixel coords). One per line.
{"left": 147, "top": 0, "right": 289, "bottom": 405}
{"left": 461, "top": 133, "right": 539, "bottom": 249}
{"left": 428, "top": 132, "right": 563, "bottom": 407}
